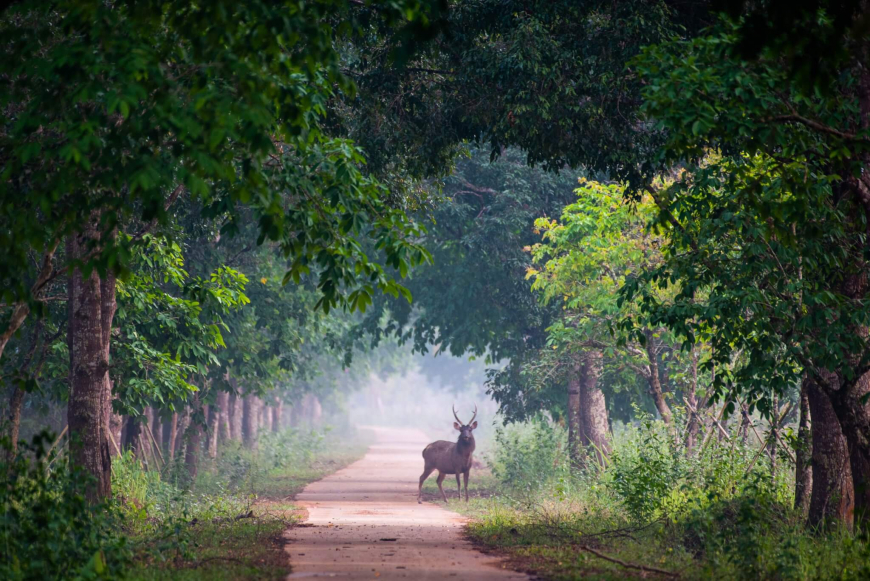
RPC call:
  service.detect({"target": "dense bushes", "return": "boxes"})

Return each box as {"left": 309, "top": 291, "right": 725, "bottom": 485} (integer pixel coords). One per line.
{"left": 478, "top": 417, "right": 870, "bottom": 580}
{"left": 1, "top": 425, "right": 358, "bottom": 580}
{"left": 1, "top": 432, "right": 130, "bottom": 580}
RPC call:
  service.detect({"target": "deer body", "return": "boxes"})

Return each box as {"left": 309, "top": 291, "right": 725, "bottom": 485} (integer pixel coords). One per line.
{"left": 418, "top": 406, "right": 478, "bottom": 503}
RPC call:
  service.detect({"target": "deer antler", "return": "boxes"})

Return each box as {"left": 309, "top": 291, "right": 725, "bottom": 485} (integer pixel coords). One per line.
{"left": 452, "top": 405, "right": 464, "bottom": 425}
{"left": 469, "top": 404, "right": 478, "bottom": 425}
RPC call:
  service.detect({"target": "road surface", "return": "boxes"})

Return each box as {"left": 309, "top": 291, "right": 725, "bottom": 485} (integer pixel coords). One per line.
{"left": 285, "top": 426, "right": 528, "bottom": 580}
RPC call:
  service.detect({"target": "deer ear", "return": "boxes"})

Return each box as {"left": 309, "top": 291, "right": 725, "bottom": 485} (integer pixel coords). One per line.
{"left": 453, "top": 422, "right": 462, "bottom": 431}
{"left": 470, "top": 421, "right": 478, "bottom": 429}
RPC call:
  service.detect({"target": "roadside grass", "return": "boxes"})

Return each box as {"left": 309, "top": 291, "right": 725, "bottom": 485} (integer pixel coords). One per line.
{"left": 452, "top": 418, "right": 870, "bottom": 581}
{"left": 117, "top": 426, "right": 371, "bottom": 580}
{"left": 418, "top": 466, "right": 499, "bottom": 513}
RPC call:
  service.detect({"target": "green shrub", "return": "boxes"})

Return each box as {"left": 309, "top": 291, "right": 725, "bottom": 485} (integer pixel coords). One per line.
{"left": 0, "top": 431, "right": 131, "bottom": 580}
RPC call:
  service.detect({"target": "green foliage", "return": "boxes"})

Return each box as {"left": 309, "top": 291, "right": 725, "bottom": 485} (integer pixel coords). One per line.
{"left": 0, "top": 432, "right": 131, "bottom": 580}
{"left": 468, "top": 419, "right": 870, "bottom": 580}
{"left": 625, "top": 19, "right": 870, "bottom": 409}
{"left": 201, "top": 428, "right": 329, "bottom": 496}
{"left": 489, "top": 418, "right": 571, "bottom": 503}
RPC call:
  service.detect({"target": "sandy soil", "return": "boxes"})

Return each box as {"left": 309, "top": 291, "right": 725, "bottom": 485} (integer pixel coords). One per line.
{"left": 284, "top": 426, "right": 529, "bottom": 580}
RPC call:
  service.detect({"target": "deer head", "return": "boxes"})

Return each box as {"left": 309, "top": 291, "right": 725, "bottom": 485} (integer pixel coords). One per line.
{"left": 452, "top": 404, "right": 478, "bottom": 443}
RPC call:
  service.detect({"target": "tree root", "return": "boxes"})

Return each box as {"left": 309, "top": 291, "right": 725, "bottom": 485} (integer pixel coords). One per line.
{"left": 578, "top": 545, "right": 679, "bottom": 578}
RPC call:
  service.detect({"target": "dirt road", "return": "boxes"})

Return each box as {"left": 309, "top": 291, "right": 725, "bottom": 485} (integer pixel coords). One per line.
{"left": 285, "top": 426, "right": 528, "bottom": 580}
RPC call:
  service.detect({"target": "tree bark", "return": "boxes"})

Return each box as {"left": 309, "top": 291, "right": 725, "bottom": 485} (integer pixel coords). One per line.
{"left": 769, "top": 395, "right": 779, "bottom": 480}
{"left": 643, "top": 331, "right": 673, "bottom": 426}
{"left": 794, "top": 375, "right": 813, "bottom": 518}
{"left": 229, "top": 391, "right": 243, "bottom": 442}
{"left": 152, "top": 412, "right": 162, "bottom": 451}
{"left": 167, "top": 412, "right": 178, "bottom": 460}
{"left": 184, "top": 398, "right": 202, "bottom": 484}
{"left": 807, "top": 376, "right": 854, "bottom": 529}
{"left": 261, "top": 399, "right": 271, "bottom": 432}
{"left": 567, "top": 362, "right": 586, "bottom": 467}
{"left": 66, "top": 222, "right": 114, "bottom": 502}
{"left": 579, "top": 350, "right": 610, "bottom": 463}
{"left": 5, "top": 387, "right": 25, "bottom": 461}
{"left": 243, "top": 393, "right": 260, "bottom": 449}
{"left": 826, "top": 369, "right": 870, "bottom": 525}
{"left": 217, "top": 391, "right": 231, "bottom": 443}
{"left": 684, "top": 348, "right": 701, "bottom": 453}
{"left": 175, "top": 407, "right": 190, "bottom": 458}
{"left": 272, "top": 399, "right": 283, "bottom": 433}
{"left": 207, "top": 402, "right": 219, "bottom": 459}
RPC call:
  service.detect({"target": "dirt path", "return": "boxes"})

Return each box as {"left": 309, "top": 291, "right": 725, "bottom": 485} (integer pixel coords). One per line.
{"left": 285, "top": 426, "right": 528, "bottom": 580}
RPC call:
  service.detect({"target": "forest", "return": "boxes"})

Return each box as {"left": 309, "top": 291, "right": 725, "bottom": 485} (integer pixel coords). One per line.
{"left": 2, "top": 0, "right": 870, "bottom": 579}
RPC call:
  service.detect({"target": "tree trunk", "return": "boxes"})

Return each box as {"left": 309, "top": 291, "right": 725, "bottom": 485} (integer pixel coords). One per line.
{"left": 243, "top": 394, "right": 260, "bottom": 449}
{"left": 827, "top": 369, "right": 870, "bottom": 526}
{"left": 567, "top": 362, "right": 586, "bottom": 467}
{"left": 0, "top": 241, "right": 59, "bottom": 362}
{"left": 769, "top": 395, "right": 779, "bottom": 480}
{"left": 272, "top": 399, "right": 283, "bottom": 433}
{"left": 229, "top": 391, "right": 243, "bottom": 442}
{"left": 5, "top": 387, "right": 25, "bottom": 461}
{"left": 207, "top": 402, "right": 219, "bottom": 459}
{"left": 807, "top": 376, "right": 854, "bottom": 529}
{"left": 175, "top": 407, "right": 190, "bottom": 458}
{"left": 184, "top": 398, "right": 202, "bottom": 485}
{"left": 260, "top": 399, "right": 271, "bottom": 432}
{"left": 167, "top": 412, "right": 178, "bottom": 460}
{"left": 794, "top": 375, "right": 813, "bottom": 517}
{"left": 579, "top": 350, "right": 610, "bottom": 463}
{"left": 152, "top": 413, "right": 162, "bottom": 451}
{"left": 684, "top": 348, "right": 701, "bottom": 453}
{"left": 643, "top": 332, "right": 673, "bottom": 426}
{"left": 140, "top": 407, "right": 154, "bottom": 468}
{"left": 66, "top": 222, "right": 114, "bottom": 502}
{"left": 107, "top": 384, "right": 123, "bottom": 458}
{"left": 217, "top": 391, "right": 231, "bottom": 443}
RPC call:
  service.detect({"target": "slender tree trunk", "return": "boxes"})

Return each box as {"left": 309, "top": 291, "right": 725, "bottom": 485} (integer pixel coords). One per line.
{"left": 685, "top": 348, "right": 701, "bottom": 453}
{"left": 807, "top": 376, "right": 854, "bottom": 529}
{"left": 5, "top": 388, "right": 25, "bottom": 461}
{"left": 184, "top": 397, "right": 202, "bottom": 484}
{"left": 265, "top": 401, "right": 272, "bottom": 432}
{"left": 107, "top": 382, "right": 123, "bottom": 458}
{"left": 770, "top": 395, "right": 779, "bottom": 480}
{"left": 229, "top": 391, "right": 243, "bottom": 442}
{"left": 140, "top": 407, "right": 154, "bottom": 468}
{"left": 579, "top": 350, "right": 610, "bottom": 463}
{"left": 66, "top": 221, "right": 114, "bottom": 502}
{"left": 207, "top": 402, "right": 219, "bottom": 459}
{"left": 152, "top": 413, "right": 162, "bottom": 451}
{"left": 794, "top": 376, "right": 813, "bottom": 517}
{"left": 272, "top": 399, "right": 283, "bottom": 433}
{"left": 567, "top": 361, "right": 586, "bottom": 467}
{"left": 0, "top": 241, "right": 59, "bottom": 362}
{"left": 175, "top": 407, "right": 190, "bottom": 458}
{"left": 167, "top": 412, "right": 178, "bottom": 460}
{"left": 644, "top": 332, "right": 673, "bottom": 426}
{"left": 217, "top": 391, "right": 231, "bottom": 444}
{"left": 243, "top": 394, "right": 260, "bottom": 449}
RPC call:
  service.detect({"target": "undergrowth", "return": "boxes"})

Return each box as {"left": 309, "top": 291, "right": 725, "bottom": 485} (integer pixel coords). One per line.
{"left": 2, "top": 425, "right": 368, "bottom": 580}
{"left": 461, "top": 417, "right": 870, "bottom": 580}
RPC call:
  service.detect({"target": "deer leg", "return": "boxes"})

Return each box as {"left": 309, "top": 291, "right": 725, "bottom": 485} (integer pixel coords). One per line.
{"left": 418, "top": 466, "right": 435, "bottom": 504}
{"left": 455, "top": 473, "right": 461, "bottom": 499}
{"left": 463, "top": 471, "right": 469, "bottom": 502}
{"left": 436, "top": 472, "right": 448, "bottom": 502}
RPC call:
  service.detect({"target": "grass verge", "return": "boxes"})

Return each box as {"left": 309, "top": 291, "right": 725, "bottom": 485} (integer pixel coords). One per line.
{"left": 119, "top": 426, "right": 371, "bottom": 580}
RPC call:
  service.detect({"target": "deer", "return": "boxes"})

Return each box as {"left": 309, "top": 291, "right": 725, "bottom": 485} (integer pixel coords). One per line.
{"left": 418, "top": 405, "right": 478, "bottom": 504}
